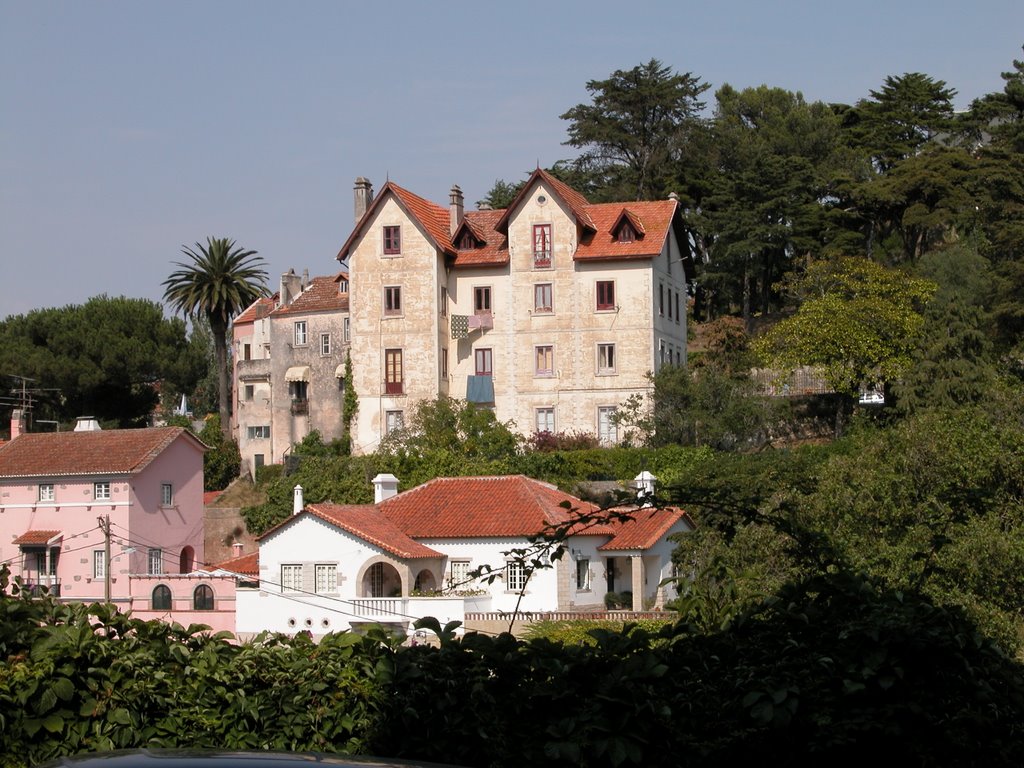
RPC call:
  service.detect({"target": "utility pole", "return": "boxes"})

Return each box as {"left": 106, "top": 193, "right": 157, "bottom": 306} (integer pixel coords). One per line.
{"left": 97, "top": 514, "right": 111, "bottom": 603}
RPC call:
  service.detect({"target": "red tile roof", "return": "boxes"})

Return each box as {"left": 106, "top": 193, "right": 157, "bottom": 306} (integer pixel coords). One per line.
{"left": 203, "top": 490, "right": 224, "bottom": 506}
{"left": 13, "top": 530, "right": 62, "bottom": 545}
{"left": 574, "top": 200, "right": 678, "bottom": 261}
{"left": 271, "top": 274, "right": 349, "bottom": 316}
{"left": 0, "top": 427, "right": 206, "bottom": 478}
{"left": 381, "top": 475, "right": 605, "bottom": 538}
{"left": 212, "top": 551, "right": 259, "bottom": 576}
{"left": 234, "top": 295, "right": 277, "bottom": 325}
{"left": 337, "top": 181, "right": 455, "bottom": 261}
{"left": 451, "top": 209, "right": 509, "bottom": 267}
{"left": 304, "top": 504, "right": 442, "bottom": 559}
{"left": 258, "top": 475, "right": 686, "bottom": 562}
{"left": 598, "top": 505, "right": 692, "bottom": 551}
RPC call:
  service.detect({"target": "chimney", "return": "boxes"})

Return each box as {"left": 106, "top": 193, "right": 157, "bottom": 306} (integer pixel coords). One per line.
{"left": 372, "top": 473, "right": 400, "bottom": 503}
{"left": 292, "top": 484, "right": 304, "bottom": 515}
{"left": 74, "top": 416, "right": 102, "bottom": 432}
{"left": 10, "top": 408, "right": 25, "bottom": 439}
{"left": 232, "top": 541, "right": 244, "bottom": 557}
{"left": 354, "top": 177, "right": 374, "bottom": 222}
{"left": 634, "top": 471, "right": 657, "bottom": 507}
{"left": 279, "top": 269, "right": 303, "bottom": 307}
{"left": 449, "top": 184, "right": 464, "bottom": 236}
{"left": 668, "top": 191, "right": 680, "bottom": 202}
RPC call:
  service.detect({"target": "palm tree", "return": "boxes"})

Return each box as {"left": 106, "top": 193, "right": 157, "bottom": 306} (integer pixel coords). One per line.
{"left": 163, "top": 237, "right": 268, "bottom": 439}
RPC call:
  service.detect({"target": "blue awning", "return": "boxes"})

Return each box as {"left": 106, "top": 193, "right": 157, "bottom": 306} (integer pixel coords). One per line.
{"left": 466, "top": 375, "right": 494, "bottom": 404}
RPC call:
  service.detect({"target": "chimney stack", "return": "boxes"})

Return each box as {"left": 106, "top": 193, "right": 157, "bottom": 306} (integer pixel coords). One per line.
{"left": 74, "top": 416, "right": 101, "bottom": 432}
{"left": 634, "top": 471, "right": 657, "bottom": 507}
{"left": 10, "top": 408, "right": 25, "bottom": 439}
{"left": 372, "top": 473, "right": 400, "bottom": 503}
{"left": 279, "top": 269, "right": 303, "bottom": 307}
{"left": 354, "top": 177, "right": 374, "bottom": 222}
{"left": 293, "top": 485, "right": 304, "bottom": 515}
{"left": 449, "top": 184, "right": 464, "bottom": 236}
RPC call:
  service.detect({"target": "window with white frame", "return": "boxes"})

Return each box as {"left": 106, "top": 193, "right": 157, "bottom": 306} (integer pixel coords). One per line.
{"left": 281, "top": 564, "right": 302, "bottom": 592}
{"left": 576, "top": 557, "right": 591, "bottom": 590}
{"left": 315, "top": 564, "right": 338, "bottom": 593}
{"left": 343, "top": 317, "right": 351, "bottom": 343}
{"left": 386, "top": 410, "right": 404, "bottom": 434}
{"left": 38, "top": 483, "right": 54, "bottom": 502}
{"left": 161, "top": 483, "right": 173, "bottom": 506}
{"left": 320, "top": 333, "right": 331, "bottom": 356}
{"left": 535, "top": 407, "right": 555, "bottom": 434}
{"left": 448, "top": 559, "right": 471, "bottom": 590}
{"left": 535, "top": 345, "right": 554, "bottom": 377}
{"left": 294, "top": 321, "right": 308, "bottom": 346}
{"left": 506, "top": 560, "right": 527, "bottom": 592}
{"left": 247, "top": 425, "right": 270, "bottom": 439}
{"left": 93, "top": 550, "right": 107, "bottom": 579}
{"left": 597, "top": 343, "right": 616, "bottom": 374}
{"left": 148, "top": 548, "right": 163, "bottom": 575}
{"left": 94, "top": 481, "right": 110, "bottom": 500}
{"left": 598, "top": 406, "right": 618, "bottom": 446}
{"left": 534, "top": 283, "right": 553, "bottom": 313}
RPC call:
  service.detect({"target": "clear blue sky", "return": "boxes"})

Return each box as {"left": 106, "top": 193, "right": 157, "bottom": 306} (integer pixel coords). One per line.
{"left": 2, "top": 1, "right": 1021, "bottom": 318}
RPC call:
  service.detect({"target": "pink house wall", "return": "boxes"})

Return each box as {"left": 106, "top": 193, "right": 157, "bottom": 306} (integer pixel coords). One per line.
{"left": 0, "top": 431, "right": 206, "bottom": 606}
{"left": 128, "top": 573, "right": 238, "bottom": 635}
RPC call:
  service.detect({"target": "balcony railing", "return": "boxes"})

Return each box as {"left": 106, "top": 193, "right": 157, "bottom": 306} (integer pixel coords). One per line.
{"left": 290, "top": 399, "right": 309, "bottom": 415}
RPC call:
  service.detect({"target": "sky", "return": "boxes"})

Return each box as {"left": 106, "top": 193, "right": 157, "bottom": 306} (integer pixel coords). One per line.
{"left": 1, "top": 1, "right": 1022, "bottom": 319}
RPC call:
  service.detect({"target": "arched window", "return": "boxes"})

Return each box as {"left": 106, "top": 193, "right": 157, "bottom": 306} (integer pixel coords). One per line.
{"left": 193, "top": 584, "right": 214, "bottom": 611}
{"left": 179, "top": 546, "right": 195, "bottom": 573}
{"left": 152, "top": 584, "right": 172, "bottom": 611}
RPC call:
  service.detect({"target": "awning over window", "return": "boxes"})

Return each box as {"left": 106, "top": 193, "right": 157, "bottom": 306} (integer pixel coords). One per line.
{"left": 466, "top": 375, "right": 495, "bottom": 404}
{"left": 13, "top": 530, "right": 62, "bottom": 546}
{"left": 335, "top": 364, "right": 346, "bottom": 378}
{"left": 284, "top": 366, "right": 310, "bottom": 382}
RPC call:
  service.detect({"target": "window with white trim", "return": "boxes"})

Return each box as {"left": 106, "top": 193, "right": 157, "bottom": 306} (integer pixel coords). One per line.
{"left": 506, "top": 560, "right": 527, "bottom": 592}
{"left": 448, "top": 559, "right": 471, "bottom": 590}
{"left": 320, "top": 333, "right": 331, "bottom": 356}
{"left": 161, "top": 483, "right": 173, "bottom": 506}
{"left": 598, "top": 406, "right": 618, "bottom": 446}
{"left": 294, "top": 321, "right": 308, "bottom": 346}
{"left": 281, "top": 564, "right": 302, "bottom": 592}
{"left": 94, "top": 482, "right": 110, "bottom": 500}
{"left": 247, "top": 425, "right": 270, "bottom": 439}
{"left": 148, "top": 548, "right": 163, "bottom": 575}
{"left": 344, "top": 317, "right": 351, "bottom": 343}
{"left": 597, "top": 343, "right": 616, "bottom": 374}
{"left": 576, "top": 558, "right": 591, "bottom": 590}
{"left": 315, "top": 564, "right": 338, "bottom": 594}
{"left": 386, "top": 410, "right": 405, "bottom": 434}
{"left": 93, "top": 550, "right": 107, "bottom": 579}
{"left": 535, "top": 407, "right": 555, "bottom": 434}
{"left": 38, "top": 483, "right": 54, "bottom": 502}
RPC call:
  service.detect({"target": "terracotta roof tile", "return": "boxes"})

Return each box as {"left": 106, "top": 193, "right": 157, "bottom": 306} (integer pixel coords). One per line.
{"left": 598, "top": 505, "right": 693, "bottom": 551}
{"left": 203, "top": 490, "right": 224, "bottom": 506}
{"left": 337, "top": 181, "right": 455, "bottom": 261}
{"left": 212, "top": 551, "right": 259, "bottom": 576}
{"left": 451, "top": 210, "right": 509, "bottom": 268}
{"left": 234, "top": 295, "right": 277, "bottom": 325}
{"left": 12, "top": 530, "right": 62, "bottom": 545}
{"left": 0, "top": 427, "right": 206, "bottom": 478}
{"left": 271, "top": 274, "right": 349, "bottom": 316}
{"left": 574, "top": 200, "right": 678, "bottom": 261}
{"left": 304, "top": 504, "right": 442, "bottom": 559}
{"left": 380, "top": 475, "right": 603, "bottom": 538}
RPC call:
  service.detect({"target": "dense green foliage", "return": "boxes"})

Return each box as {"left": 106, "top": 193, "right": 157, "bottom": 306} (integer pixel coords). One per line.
{"left": 0, "top": 296, "right": 207, "bottom": 430}
{"left": 4, "top": 566, "right": 1024, "bottom": 767}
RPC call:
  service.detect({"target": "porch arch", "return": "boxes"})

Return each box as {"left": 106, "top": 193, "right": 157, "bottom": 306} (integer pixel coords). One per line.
{"left": 356, "top": 556, "right": 405, "bottom": 598}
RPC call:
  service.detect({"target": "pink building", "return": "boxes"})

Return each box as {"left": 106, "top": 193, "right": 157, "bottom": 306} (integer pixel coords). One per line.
{"left": 0, "top": 413, "right": 208, "bottom": 615}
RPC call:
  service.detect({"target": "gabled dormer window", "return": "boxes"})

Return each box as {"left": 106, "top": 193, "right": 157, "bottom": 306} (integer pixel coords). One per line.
{"left": 458, "top": 230, "right": 476, "bottom": 249}
{"left": 617, "top": 222, "right": 636, "bottom": 243}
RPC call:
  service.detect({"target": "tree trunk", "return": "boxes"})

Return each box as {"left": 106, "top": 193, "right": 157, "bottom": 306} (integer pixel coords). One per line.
{"left": 210, "top": 316, "right": 231, "bottom": 440}
{"left": 742, "top": 258, "right": 752, "bottom": 334}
